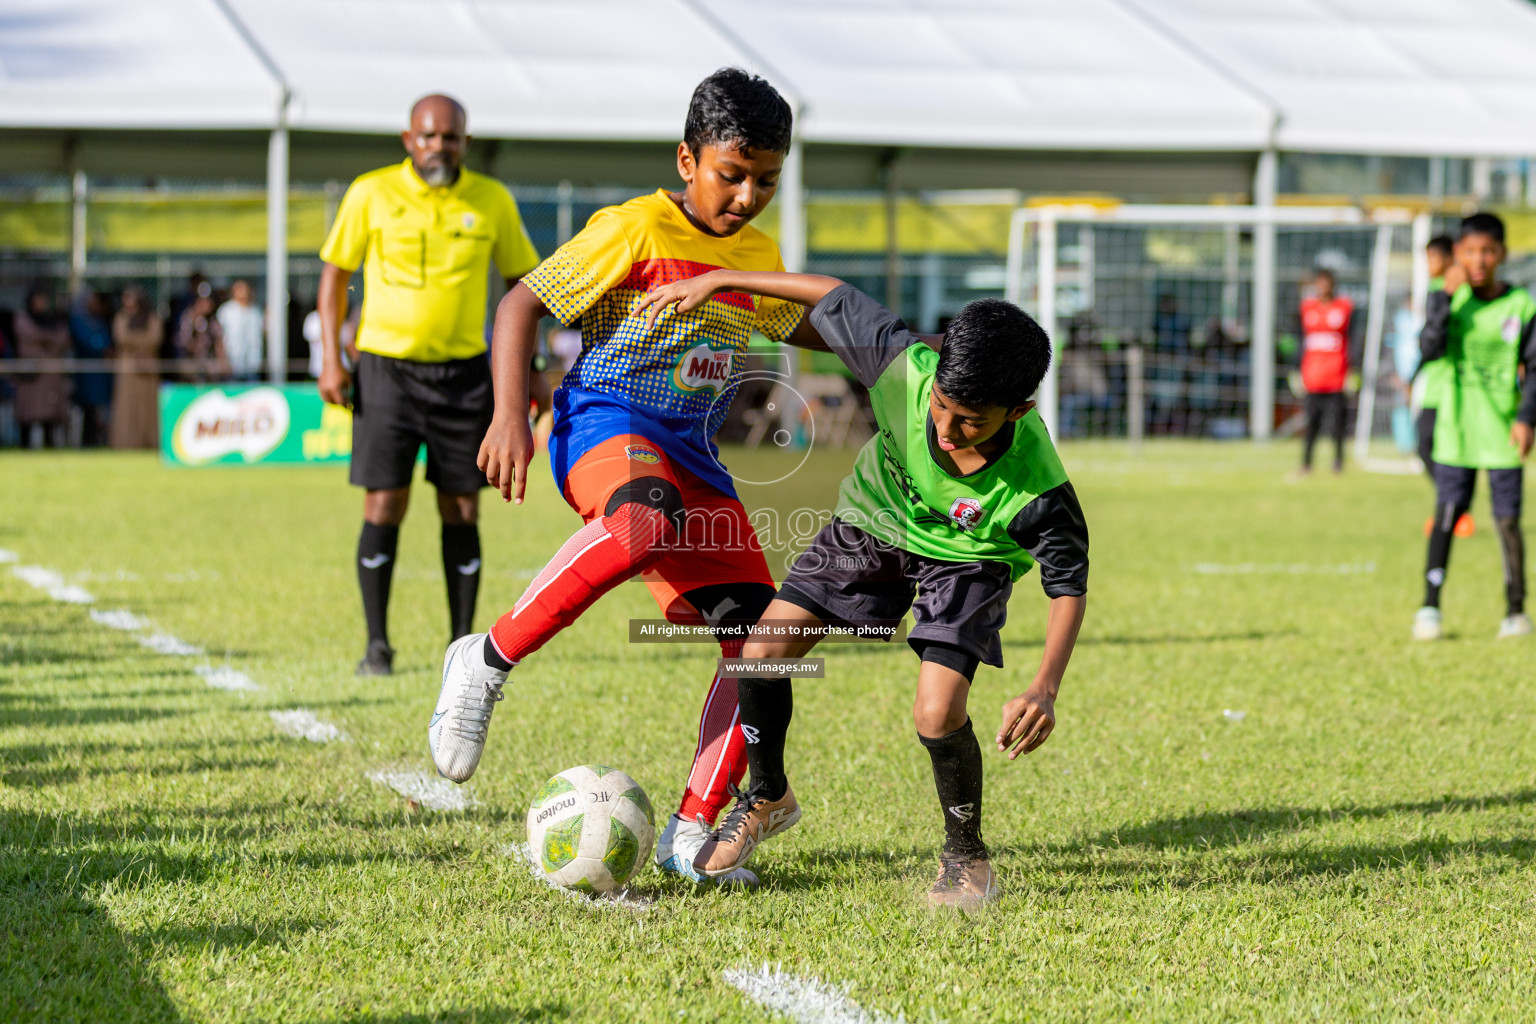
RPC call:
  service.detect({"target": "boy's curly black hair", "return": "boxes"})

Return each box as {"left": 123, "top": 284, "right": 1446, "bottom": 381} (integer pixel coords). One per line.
{"left": 934, "top": 298, "right": 1051, "bottom": 410}
{"left": 684, "top": 68, "right": 793, "bottom": 157}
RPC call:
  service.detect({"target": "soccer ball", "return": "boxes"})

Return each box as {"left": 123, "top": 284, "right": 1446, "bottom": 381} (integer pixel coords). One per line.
{"left": 525, "top": 764, "right": 656, "bottom": 893}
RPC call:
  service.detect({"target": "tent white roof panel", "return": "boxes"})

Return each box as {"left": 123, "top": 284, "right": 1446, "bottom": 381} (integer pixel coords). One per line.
{"left": 5, "top": 0, "right": 1536, "bottom": 157}
{"left": 0, "top": 0, "right": 280, "bottom": 129}
{"left": 1131, "top": 0, "right": 1536, "bottom": 155}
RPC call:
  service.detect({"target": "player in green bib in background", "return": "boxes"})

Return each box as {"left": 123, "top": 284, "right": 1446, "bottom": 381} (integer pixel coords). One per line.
{"left": 1413, "top": 213, "right": 1536, "bottom": 641}
{"left": 636, "top": 272, "right": 1088, "bottom": 909}
{"left": 1411, "top": 235, "right": 1476, "bottom": 537}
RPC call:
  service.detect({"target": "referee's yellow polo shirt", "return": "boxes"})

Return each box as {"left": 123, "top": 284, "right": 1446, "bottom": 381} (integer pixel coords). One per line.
{"left": 320, "top": 159, "right": 540, "bottom": 362}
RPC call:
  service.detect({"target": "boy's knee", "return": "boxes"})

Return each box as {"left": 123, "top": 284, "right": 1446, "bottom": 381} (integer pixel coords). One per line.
{"left": 743, "top": 637, "right": 791, "bottom": 660}
{"left": 913, "top": 698, "right": 967, "bottom": 739}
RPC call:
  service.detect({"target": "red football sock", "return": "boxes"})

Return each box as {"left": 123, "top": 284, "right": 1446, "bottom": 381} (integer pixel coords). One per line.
{"left": 677, "top": 638, "right": 748, "bottom": 824}
{"left": 488, "top": 503, "right": 671, "bottom": 664}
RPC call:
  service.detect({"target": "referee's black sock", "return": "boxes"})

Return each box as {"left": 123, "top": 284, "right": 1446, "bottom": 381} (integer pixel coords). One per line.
{"left": 919, "top": 718, "right": 987, "bottom": 859}
{"left": 1496, "top": 517, "right": 1526, "bottom": 616}
{"left": 1423, "top": 502, "right": 1462, "bottom": 608}
{"left": 736, "top": 677, "right": 792, "bottom": 801}
{"left": 357, "top": 522, "right": 399, "bottom": 648}
{"left": 442, "top": 523, "right": 481, "bottom": 640}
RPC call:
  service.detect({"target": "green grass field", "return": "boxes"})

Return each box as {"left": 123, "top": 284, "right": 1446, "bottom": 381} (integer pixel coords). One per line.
{"left": 4, "top": 442, "right": 1535, "bottom": 1023}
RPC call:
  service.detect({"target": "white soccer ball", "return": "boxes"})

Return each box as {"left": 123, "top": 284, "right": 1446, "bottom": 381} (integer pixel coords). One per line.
{"left": 525, "top": 764, "right": 656, "bottom": 893}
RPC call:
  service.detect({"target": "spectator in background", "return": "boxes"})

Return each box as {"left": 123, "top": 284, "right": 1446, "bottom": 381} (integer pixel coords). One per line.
{"left": 13, "top": 285, "right": 72, "bottom": 448}
{"left": 217, "top": 278, "right": 265, "bottom": 381}
{"left": 69, "top": 288, "right": 115, "bottom": 448}
{"left": 175, "top": 283, "right": 229, "bottom": 382}
{"left": 111, "top": 287, "right": 163, "bottom": 449}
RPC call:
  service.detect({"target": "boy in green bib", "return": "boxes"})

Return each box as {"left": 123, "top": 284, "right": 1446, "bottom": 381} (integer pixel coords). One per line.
{"left": 636, "top": 272, "right": 1088, "bottom": 909}
{"left": 1414, "top": 213, "right": 1536, "bottom": 641}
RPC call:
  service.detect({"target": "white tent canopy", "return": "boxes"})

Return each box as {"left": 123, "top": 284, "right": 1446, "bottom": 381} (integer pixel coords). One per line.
{"left": 5, "top": 0, "right": 1536, "bottom": 156}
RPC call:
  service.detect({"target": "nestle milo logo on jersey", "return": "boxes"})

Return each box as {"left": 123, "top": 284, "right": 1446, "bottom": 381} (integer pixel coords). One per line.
{"left": 673, "top": 342, "right": 735, "bottom": 394}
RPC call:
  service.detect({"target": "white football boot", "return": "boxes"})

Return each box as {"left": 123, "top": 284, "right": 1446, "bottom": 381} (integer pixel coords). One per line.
{"left": 1412, "top": 606, "right": 1443, "bottom": 641}
{"left": 655, "top": 813, "right": 759, "bottom": 887}
{"left": 429, "top": 633, "right": 508, "bottom": 783}
{"left": 1498, "top": 612, "right": 1533, "bottom": 639}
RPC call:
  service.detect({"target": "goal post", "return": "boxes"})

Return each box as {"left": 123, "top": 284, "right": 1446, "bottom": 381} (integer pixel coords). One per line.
{"left": 1005, "top": 203, "right": 1425, "bottom": 455}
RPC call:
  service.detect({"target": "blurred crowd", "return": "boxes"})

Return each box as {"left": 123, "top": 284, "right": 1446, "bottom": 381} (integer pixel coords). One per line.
{"left": 0, "top": 273, "right": 271, "bottom": 450}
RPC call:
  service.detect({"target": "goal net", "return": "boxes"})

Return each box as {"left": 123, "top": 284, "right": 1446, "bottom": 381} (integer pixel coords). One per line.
{"left": 1006, "top": 204, "right": 1429, "bottom": 466}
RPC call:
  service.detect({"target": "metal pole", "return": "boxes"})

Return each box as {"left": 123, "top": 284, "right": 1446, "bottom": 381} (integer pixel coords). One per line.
{"left": 266, "top": 122, "right": 289, "bottom": 384}
{"left": 1410, "top": 212, "right": 1431, "bottom": 320}
{"left": 882, "top": 159, "right": 900, "bottom": 312}
{"left": 1250, "top": 148, "right": 1278, "bottom": 441}
{"left": 556, "top": 179, "right": 575, "bottom": 246}
{"left": 777, "top": 130, "right": 806, "bottom": 440}
{"left": 1353, "top": 222, "right": 1394, "bottom": 459}
{"left": 70, "top": 170, "right": 87, "bottom": 295}
{"left": 1037, "top": 212, "right": 1059, "bottom": 438}
{"left": 1127, "top": 342, "right": 1145, "bottom": 448}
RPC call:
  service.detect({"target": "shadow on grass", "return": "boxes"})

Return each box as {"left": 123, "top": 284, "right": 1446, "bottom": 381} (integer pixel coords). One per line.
{"left": 0, "top": 807, "right": 185, "bottom": 1024}
{"left": 757, "top": 789, "right": 1536, "bottom": 892}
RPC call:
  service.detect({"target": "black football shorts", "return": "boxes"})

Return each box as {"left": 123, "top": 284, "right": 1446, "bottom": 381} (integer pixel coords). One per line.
{"left": 776, "top": 517, "right": 1014, "bottom": 668}
{"left": 350, "top": 352, "right": 494, "bottom": 493}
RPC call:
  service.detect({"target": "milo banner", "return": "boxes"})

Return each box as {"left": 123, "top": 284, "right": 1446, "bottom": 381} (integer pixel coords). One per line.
{"left": 159, "top": 383, "right": 351, "bottom": 466}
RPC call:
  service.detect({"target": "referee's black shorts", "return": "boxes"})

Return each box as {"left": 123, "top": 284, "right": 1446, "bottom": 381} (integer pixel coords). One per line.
{"left": 350, "top": 351, "right": 493, "bottom": 493}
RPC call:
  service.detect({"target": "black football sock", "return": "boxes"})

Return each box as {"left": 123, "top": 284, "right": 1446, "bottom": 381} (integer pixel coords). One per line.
{"left": 736, "top": 677, "right": 792, "bottom": 801}
{"left": 482, "top": 635, "right": 514, "bottom": 672}
{"left": 357, "top": 522, "right": 399, "bottom": 648}
{"left": 1496, "top": 517, "right": 1526, "bottom": 616}
{"left": 1423, "top": 502, "right": 1461, "bottom": 609}
{"left": 442, "top": 523, "right": 482, "bottom": 639}
{"left": 919, "top": 718, "right": 986, "bottom": 860}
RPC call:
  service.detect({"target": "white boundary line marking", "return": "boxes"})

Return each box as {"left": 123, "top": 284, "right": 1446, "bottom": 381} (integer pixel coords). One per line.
{"left": 90, "top": 608, "right": 152, "bottom": 631}
{"left": 12, "top": 565, "right": 95, "bottom": 604}
{"left": 367, "top": 767, "right": 477, "bottom": 812}
{"left": 138, "top": 632, "right": 204, "bottom": 657}
{"left": 270, "top": 709, "right": 346, "bottom": 743}
{"left": 502, "top": 842, "right": 651, "bottom": 911}
{"left": 194, "top": 665, "right": 262, "bottom": 692}
{"left": 724, "top": 964, "right": 903, "bottom": 1024}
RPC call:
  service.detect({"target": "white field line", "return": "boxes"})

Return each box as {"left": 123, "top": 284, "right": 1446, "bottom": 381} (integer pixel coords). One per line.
{"left": 90, "top": 608, "right": 152, "bottom": 631}
{"left": 724, "top": 964, "right": 903, "bottom": 1024}
{"left": 270, "top": 709, "right": 345, "bottom": 743}
{"left": 0, "top": 548, "right": 17, "bottom": 563}
{"left": 12, "top": 565, "right": 95, "bottom": 604}
{"left": 194, "top": 665, "right": 261, "bottom": 692}
{"left": 501, "top": 842, "right": 651, "bottom": 911}
{"left": 367, "top": 768, "right": 477, "bottom": 812}
{"left": 1190, "top": 561, "right": 1376, "bottom": 576}
{"left": 137, "top": 632, "right": 203, "bottom": 657}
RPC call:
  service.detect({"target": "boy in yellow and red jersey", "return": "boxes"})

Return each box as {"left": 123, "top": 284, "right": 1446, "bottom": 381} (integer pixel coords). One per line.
{"left": 427, "top": 69, "right": 822, "bottom": 885}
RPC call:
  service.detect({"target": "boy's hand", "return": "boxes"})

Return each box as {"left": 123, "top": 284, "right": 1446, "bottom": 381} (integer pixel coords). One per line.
{"left": 634, "top": 272, "right": 730, "bottom": 330}
{"left": 478, "top": 413, "right": 534, "bottom": 504}
{"left": 1513, "top": 421, "right": 1534, "bottom": 459}
{"left": 997, "top": 683, "right": 1056, "bottom": 760}
{"left": 1442, "top": 264, "right": 1468, "bottom": 294}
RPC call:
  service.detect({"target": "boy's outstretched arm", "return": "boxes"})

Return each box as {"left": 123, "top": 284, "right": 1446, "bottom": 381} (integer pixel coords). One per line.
{"left": 479, "top": 282, "right": 549, "bottom": 504}
{"left": 998, "top": 594, "right": 1085, "bottom": 759}
{"left": 635, "top": 270, "right": 845, "bottom": 328}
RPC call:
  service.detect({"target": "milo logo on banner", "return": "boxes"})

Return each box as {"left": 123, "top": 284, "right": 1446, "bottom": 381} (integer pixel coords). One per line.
{"left": 171, "top": 387, "right": 290, "bottom": 464}
{"left": 160, "top": 384, "right": 351, "bottom": 466}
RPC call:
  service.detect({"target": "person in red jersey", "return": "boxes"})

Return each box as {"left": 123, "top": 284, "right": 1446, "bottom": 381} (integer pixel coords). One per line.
{"left": 1298, "top": 268, "right": 1355, "bottom": 474}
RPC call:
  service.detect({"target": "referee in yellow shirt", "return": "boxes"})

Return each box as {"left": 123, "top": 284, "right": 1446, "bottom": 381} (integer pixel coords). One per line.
{"left": 317, "top": 94, "right": 540, "bottom": 675}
